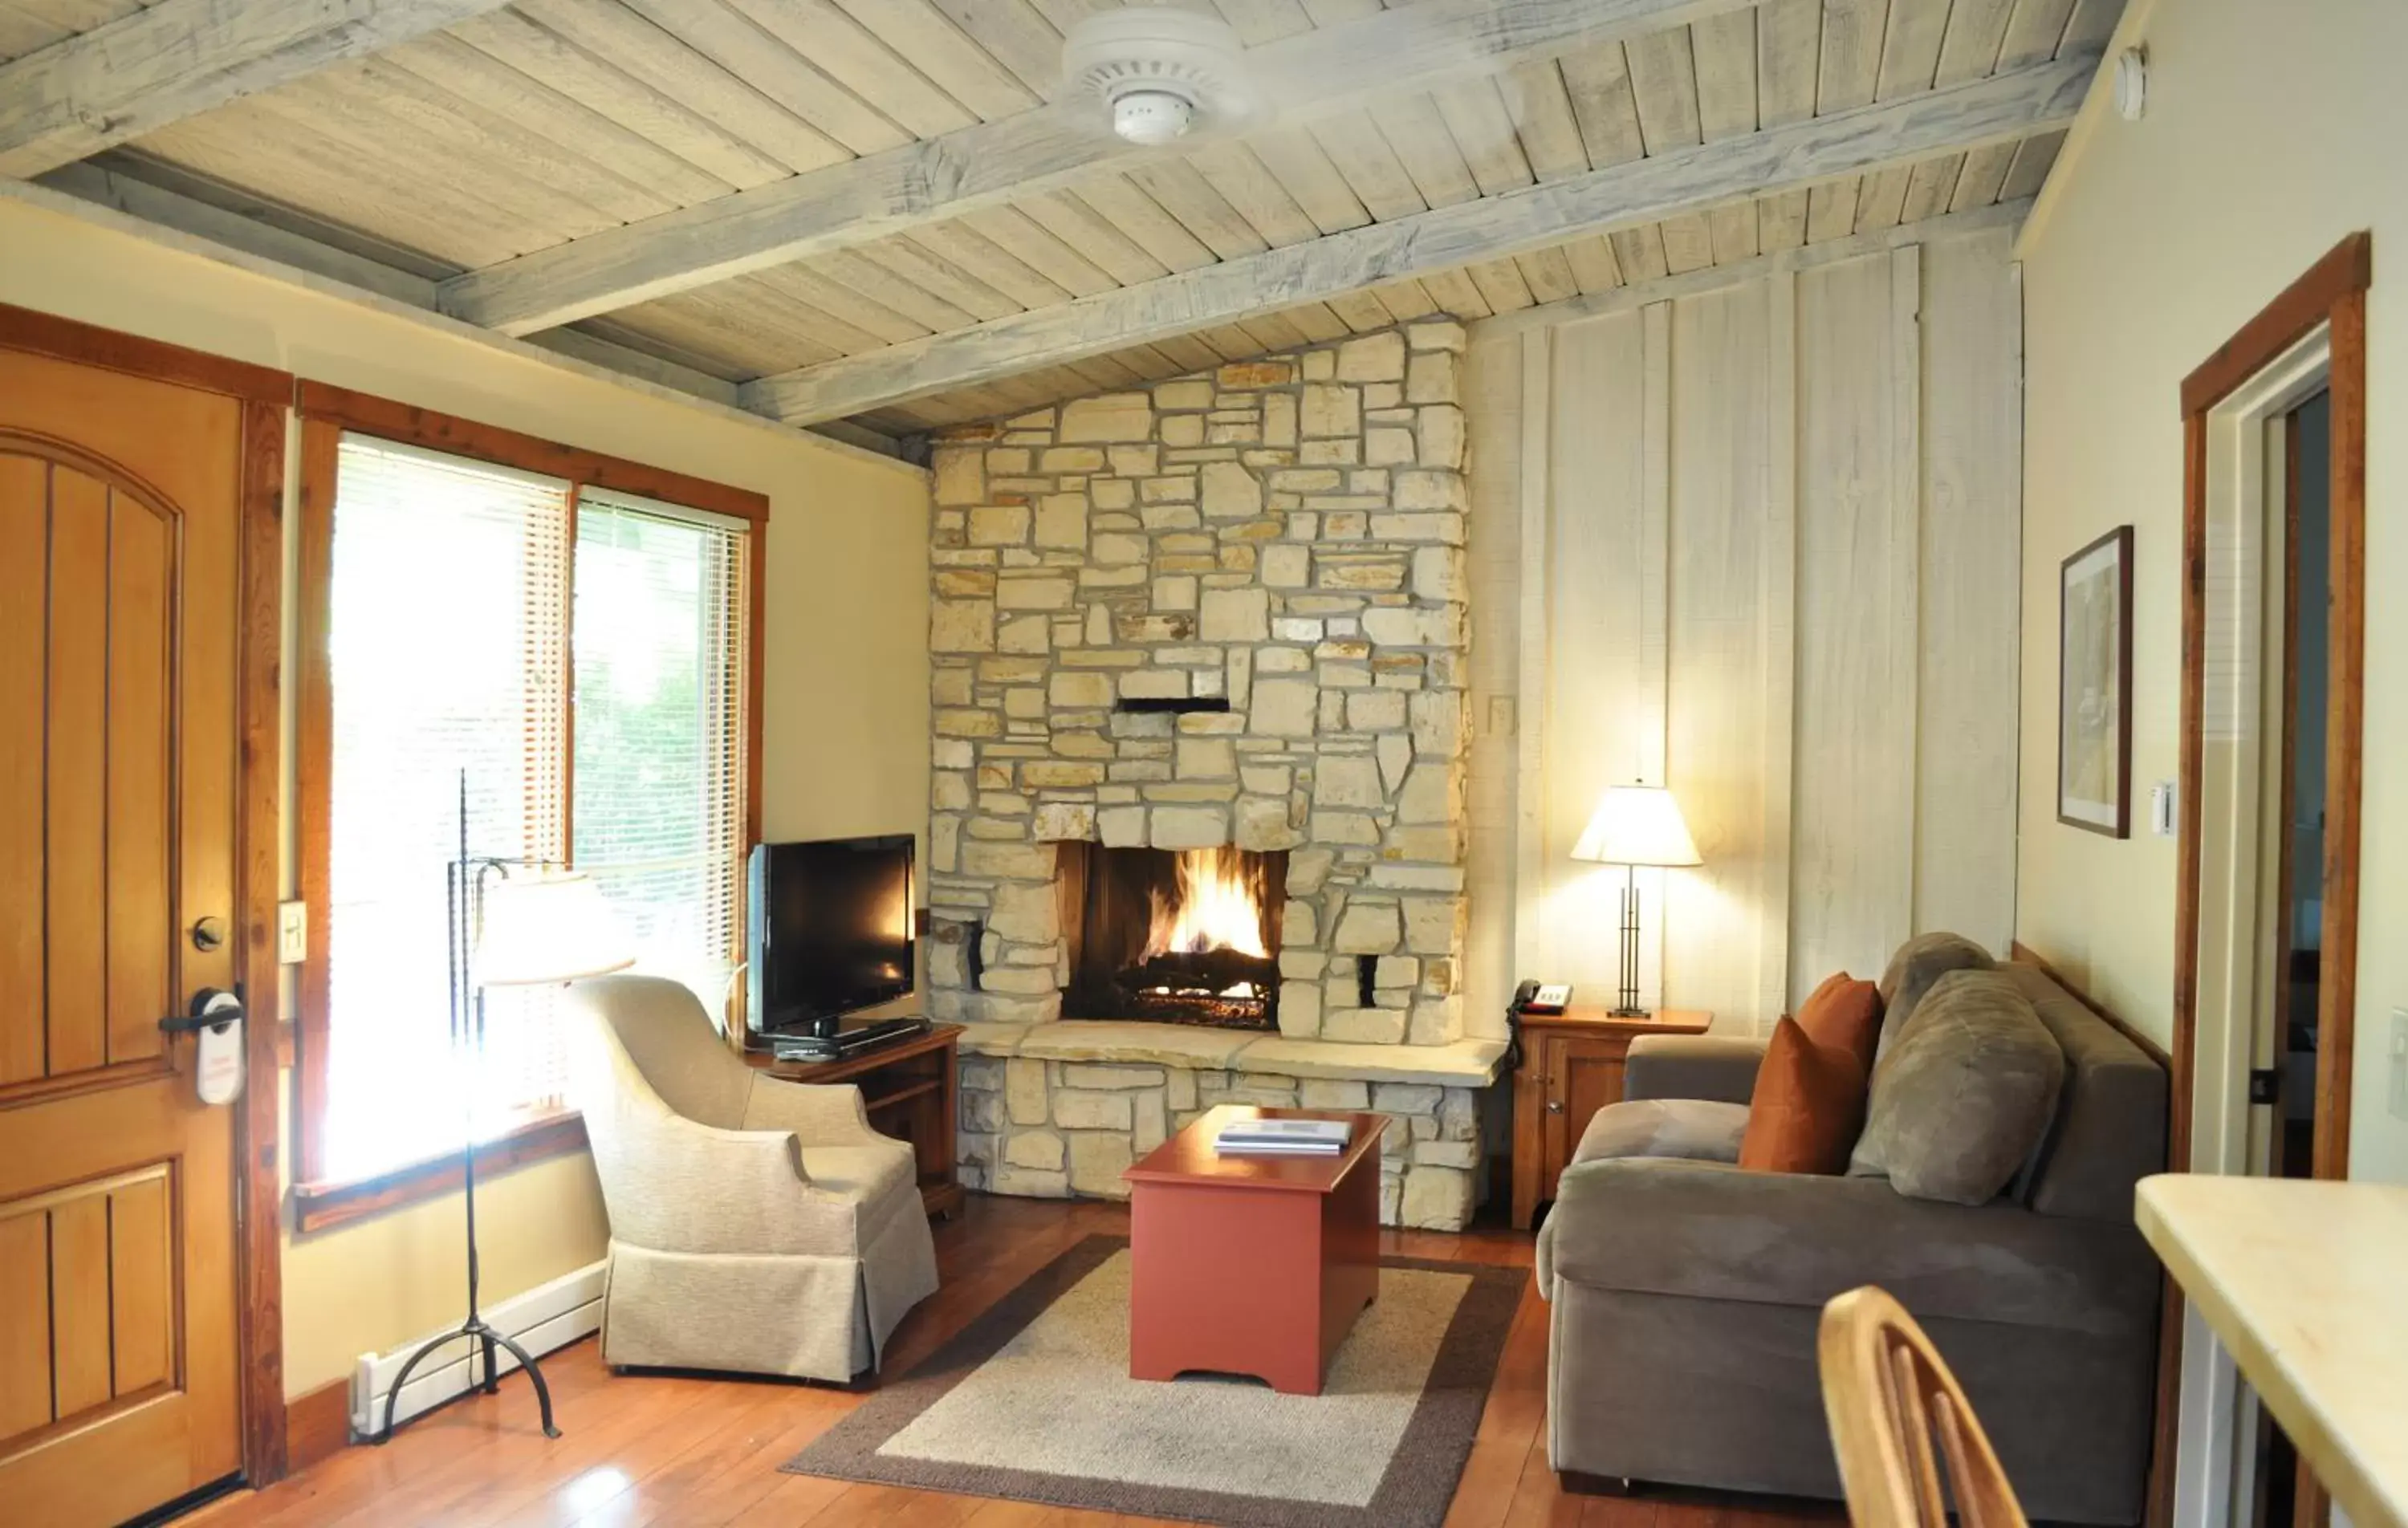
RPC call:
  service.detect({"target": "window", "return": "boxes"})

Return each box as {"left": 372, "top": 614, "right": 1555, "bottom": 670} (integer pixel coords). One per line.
{"left": 298, "top": 402, "right": 759, "bottom": 1193}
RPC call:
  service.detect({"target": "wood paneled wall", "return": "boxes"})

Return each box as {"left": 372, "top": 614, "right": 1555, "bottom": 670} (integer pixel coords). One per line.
{"left": 1466, "top": 225, "right": 2023, "bottom": 1036}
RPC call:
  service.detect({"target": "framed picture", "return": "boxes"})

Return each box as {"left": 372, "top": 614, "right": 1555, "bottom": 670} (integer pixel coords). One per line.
{"left": 2059, "top": 526, "right": 2133, "bottom": 837}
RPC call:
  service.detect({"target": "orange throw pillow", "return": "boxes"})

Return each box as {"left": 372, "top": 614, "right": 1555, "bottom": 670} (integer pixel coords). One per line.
{"left": 1739, "top": 1017, "right": 1869, "bottom": 1174}
{"left": 1796, "top": 970, "right": 1884, "bottom": 1079}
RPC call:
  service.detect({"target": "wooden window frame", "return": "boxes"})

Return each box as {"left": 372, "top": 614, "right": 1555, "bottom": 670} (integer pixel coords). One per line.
{"left": 289, "top": 382, "right": 767, "bottom": 1228}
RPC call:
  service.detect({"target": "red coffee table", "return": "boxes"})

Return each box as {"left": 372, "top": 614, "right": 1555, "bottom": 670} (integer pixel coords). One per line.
{"left": 1121, "top": 1103, "right": 1386, "bottom": 1396}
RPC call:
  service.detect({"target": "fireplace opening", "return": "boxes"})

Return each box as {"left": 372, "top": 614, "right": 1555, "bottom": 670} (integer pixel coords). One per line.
{"left": 1060, "top": 843, "right": 1287, "bottom": 1030}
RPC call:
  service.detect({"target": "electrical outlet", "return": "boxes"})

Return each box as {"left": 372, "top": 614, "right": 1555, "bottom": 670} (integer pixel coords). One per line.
{"left": 2390, "top": 1008, "right": 2408, "bottom": 1121}
{"left": 277, "top": 900, "right": 307, "bottom": 965}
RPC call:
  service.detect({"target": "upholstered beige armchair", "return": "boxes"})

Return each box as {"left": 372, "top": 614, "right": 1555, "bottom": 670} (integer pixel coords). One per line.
{"left": 563, "top": 974, "right": 940, "bottom": 1384}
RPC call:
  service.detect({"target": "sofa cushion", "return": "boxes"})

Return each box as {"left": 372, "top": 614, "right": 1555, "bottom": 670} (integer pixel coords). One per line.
{"left": 1876, "top": 932, "right": 1995, "bottom": 1059}
{"left": 1574, "top": 1098, "right": 1750, "bottom": 1165}
{"left": 1851, "top": 970, "right": 2067, "bottom": 1205}
{"left": 1796, "top": 970, "right": 1884, "bottom": 1076}
{"left": 1739, "top": 1018, "right": 1868, "bottom": 1174}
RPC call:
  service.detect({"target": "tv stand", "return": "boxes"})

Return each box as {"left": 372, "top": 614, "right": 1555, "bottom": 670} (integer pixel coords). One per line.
{"left": 745, "top": 1022, "right": 964, "bottom": 1221}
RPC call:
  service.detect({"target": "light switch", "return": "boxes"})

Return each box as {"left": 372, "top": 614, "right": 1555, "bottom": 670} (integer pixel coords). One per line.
{"left": 2149, "top": 781, "right": 2178, "bottom": 837}
{"left": 2390, "top": 1009, "right": 2408, "bottom": 1121}
{"left": 1487, "top": 696, "right": 1515, "bottom": 738}
{"left": 277, "top": 900, "right": 307, "bottom": 965}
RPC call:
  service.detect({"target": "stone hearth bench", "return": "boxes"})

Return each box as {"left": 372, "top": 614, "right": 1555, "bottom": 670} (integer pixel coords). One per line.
{"left": 952, "top": 1021, "right": 1508, "bottom": 1231}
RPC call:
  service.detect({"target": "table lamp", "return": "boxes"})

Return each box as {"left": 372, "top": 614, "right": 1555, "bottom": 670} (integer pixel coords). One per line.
{"left": 1570, "top": 783, "right": 1702, "bottom": 1016}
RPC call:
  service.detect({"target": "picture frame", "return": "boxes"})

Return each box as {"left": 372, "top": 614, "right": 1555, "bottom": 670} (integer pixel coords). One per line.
{"left": 2058, "top": 525, "right": 2134, "bottom": 837}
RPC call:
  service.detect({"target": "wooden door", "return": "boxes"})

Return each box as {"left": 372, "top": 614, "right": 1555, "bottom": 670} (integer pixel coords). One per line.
{"left": 0, "top": 336, "right": 263, "bottom": 1523}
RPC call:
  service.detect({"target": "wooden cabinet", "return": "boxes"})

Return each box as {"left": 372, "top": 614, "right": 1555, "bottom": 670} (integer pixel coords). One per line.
{"left": 1511, "top": 1008, "right": 1712, "bottom": 1230}
{"left": 747, "top": 1024, "right": 966, "bottom": 1220}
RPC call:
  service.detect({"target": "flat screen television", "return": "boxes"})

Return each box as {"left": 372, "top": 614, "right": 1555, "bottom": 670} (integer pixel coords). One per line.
{"left": 746, "top": 834, "right": 915, "bottom": 1038}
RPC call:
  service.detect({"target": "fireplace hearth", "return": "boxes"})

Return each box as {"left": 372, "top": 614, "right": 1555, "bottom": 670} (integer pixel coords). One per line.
{"left": 1061, "top": 843, "right": 1287, "bottom": 1030}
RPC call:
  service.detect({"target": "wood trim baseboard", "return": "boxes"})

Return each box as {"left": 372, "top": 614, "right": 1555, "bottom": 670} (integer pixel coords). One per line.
{"left": 290, "top": 1111, "right": 589, "bottom": 1237}
{"left": 295, "top": 380, "right": 769, "bottom": 524}
{"left": 283, "top": 1380, "right": 352, "bottom": 1474}
{"left": 2007, "top": 941, "right": 2172, "bottom": 1068}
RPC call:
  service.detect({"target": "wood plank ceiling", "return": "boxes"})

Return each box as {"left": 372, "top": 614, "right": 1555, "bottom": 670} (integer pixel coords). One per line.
{"left": 10, "top": 0, "right": 2122, "bottom": 444}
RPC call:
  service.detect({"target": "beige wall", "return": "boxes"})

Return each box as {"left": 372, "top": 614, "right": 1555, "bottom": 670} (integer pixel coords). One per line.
{"left": 0, "top": 196, "right": 934, "bottom": 1396}
{"left": 2015, "top": 0, "right": 2408, "bottom": 1181}
{"left": 1466, "top": 224, "right": 2024, "bottom": 1038}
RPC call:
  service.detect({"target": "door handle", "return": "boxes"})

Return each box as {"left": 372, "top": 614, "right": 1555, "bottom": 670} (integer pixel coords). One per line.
{"left": 160, "top": 986, "right": 243, "bottom": 1034}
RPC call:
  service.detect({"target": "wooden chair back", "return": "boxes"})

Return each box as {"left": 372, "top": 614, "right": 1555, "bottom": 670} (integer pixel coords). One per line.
{"left": 1817, "top": 1285, "right": 2029, "bottom": 1528}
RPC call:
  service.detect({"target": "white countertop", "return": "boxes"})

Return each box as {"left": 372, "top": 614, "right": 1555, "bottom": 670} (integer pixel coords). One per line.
{"left": 2135, "top": 1174, "right": 2408, "bottom": 1528}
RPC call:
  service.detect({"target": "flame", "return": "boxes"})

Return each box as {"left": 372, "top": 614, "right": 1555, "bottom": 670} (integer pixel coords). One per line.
{"left": 1141, "top": 847, "right": 1268, "bottom": 961}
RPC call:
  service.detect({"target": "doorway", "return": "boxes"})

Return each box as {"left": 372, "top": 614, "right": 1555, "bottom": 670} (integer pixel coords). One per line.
{"left": 0, "top": 308, "right": 290, "bottom": 1523}
{"left": 2166, "top": 235, "right": 2369, "bottom": 1528}
{"left": 2240, "top": 388, "right": 2331, "bottom": 1528}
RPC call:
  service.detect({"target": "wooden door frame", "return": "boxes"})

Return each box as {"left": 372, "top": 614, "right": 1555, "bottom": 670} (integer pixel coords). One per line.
{"left": 2159, "top": 232, "right": 2369, "bottom": 1528}
{"left": 0, "top": 304, "right": 293, "bottom": 1487}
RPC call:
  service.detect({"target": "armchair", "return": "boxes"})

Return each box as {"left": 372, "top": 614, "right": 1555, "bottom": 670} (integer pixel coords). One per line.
{"left": 563, "top": 974, "right": 940, "bottom": 1383}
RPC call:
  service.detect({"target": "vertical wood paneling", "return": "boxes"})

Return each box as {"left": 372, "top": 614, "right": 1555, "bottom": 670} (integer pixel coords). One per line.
{"left": 1512, "top": 330, "right": 1553, "bottom": 987}
{"left": 1889, "top": 246, "right": 1924, "bottom": 944}
{"left": 1543, "top": 312, "right": 1650, "bottom": 999}
{"left": 1466, "top": 333, "right": 1526, "bottom": 1036}
{"left": 1914, "top": 229, "right": 2023, "bottom": 949}
{"left": 1758, "top": 270, "right": 1800, "bottom": 1023}
{"left": 48, "top": 1193, "right": 112, "bottom": 1419}
{"left": 0, "top": 458, "right": 43, "bottom": 1085}
{"left": 46, "top": 469, "right": 109, "bottom": 1078}
{"left": 108, "top": 1175, "right": 173, "bottom": 1396}
{"left": 107, "top": 496, "right": 172, "bottom": 1066}
{"left": 1665, "top": 282, "right": 1773, "bottom": 1030}
{"left": 1504, "top": 228, "right": 2020, "bottom": 1018}
{"left": 1790, "top": 250, "right": 1916, "bottom": 986}
{"left": 0, "top": 1211, "right": 48, "bottom": 1441}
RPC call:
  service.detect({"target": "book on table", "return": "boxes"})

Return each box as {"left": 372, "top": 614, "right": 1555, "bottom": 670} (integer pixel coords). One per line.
{"left": 1214, "top": 1118, "right": 1351, "bottom": 1156}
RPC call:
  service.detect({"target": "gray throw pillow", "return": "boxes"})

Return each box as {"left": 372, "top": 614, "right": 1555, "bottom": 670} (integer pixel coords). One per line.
{"left": 1849, "top": 969, "right": 2066, "bottom": 1205}
{"left": 1874, "top": 931, "right": 1995, "bottom": 1059}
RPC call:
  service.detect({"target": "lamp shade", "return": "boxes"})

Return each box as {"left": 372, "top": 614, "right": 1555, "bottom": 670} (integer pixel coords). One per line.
{"left": 1570, "top": 784, "right": 1702, "bottom": 868}
{"left": 475, "top": 870, "right": 635, "bottom": 986}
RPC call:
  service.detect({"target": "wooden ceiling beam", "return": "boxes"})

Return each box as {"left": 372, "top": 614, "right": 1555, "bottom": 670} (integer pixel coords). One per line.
{"left": 0, "top": 0, "right": 516, "bottom": 179}
{"left": 437, "top": 0, "right": 1759, "bottom": 336}
{"left": 740, "top": 55, "right": 2097, "bottom": 425}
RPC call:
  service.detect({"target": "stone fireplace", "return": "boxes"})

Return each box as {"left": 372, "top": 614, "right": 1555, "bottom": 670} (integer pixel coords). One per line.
{"left": 922, "top": 321, "right": 1501, "bottom": 1229}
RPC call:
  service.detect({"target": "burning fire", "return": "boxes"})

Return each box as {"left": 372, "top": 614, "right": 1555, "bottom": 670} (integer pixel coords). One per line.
{"left": 1141, "top": 847, "right": 1268, "bottom": 962}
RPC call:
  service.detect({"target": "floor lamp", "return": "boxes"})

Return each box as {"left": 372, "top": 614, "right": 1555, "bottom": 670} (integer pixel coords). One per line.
{"left": 375, "top": 775, "right": 632, "bottom": 1444}
{"left": 1571, "top": 783, "right": 1702, "bottom": 1017}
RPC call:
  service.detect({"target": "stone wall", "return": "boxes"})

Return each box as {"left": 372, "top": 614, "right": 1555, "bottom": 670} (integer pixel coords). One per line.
{"left": 923, "top": 321, "right": 1474, "bottom": 1046}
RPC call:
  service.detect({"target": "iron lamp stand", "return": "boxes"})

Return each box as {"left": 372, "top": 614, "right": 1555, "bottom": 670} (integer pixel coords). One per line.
{"left": 374, "top": 779, "right": 562, "bottom": 1445}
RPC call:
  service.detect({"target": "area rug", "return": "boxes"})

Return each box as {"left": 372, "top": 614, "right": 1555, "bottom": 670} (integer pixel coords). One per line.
{"left": 784, "top": 1233, "right": 1525, "bottom": 1527}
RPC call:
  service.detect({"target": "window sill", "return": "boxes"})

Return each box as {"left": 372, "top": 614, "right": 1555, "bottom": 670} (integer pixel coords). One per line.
{"left": 290, "top": 1109, "right": 589, "bottom": 1237}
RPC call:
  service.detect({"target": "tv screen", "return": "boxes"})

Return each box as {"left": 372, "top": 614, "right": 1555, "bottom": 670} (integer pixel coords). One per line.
{"left": 747, "top": 835, "right": 915, "bottom": 1035}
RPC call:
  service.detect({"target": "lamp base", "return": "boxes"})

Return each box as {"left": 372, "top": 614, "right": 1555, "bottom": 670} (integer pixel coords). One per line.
{"left": 374, "top": 1311, "right": 560, "bottom": 1444}
{"left": 1608, "top": 1005, "right": 1649, "bottom": 1018}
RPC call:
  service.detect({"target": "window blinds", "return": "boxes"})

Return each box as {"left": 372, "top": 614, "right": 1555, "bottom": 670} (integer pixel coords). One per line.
{"left": 571, "top": 492, "right": 750, "bottom": 1030}
{"left": 319, "top": 440, "right": 753, "bottom": 1184}
{"left": 322, "top": 437, "right": 573, "bottom": 1181}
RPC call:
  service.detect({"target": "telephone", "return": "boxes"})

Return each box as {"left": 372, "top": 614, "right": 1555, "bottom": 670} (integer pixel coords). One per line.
{"left": 1511, "top": 980, "right": 1572, "bottom": 1015}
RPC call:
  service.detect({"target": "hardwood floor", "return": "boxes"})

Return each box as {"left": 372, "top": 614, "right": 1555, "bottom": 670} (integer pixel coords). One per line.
{"left": 193, "top": 1195, "right": 1840, "bottom": 1528}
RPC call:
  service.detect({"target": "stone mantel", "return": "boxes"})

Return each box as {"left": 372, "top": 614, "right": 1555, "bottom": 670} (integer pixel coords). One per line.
{"left": 955, "top": 1019, "right": 1507, "bottom": 1086}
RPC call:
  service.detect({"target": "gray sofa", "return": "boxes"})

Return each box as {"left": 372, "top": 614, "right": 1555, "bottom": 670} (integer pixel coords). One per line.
{"left": 1535, "top": 960, "right": 2166, "bottom": 1525}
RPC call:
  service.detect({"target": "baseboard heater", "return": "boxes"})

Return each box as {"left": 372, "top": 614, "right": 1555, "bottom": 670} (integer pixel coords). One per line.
{"left": 348, "top": 1259, "right": 606, "bottom": 1439}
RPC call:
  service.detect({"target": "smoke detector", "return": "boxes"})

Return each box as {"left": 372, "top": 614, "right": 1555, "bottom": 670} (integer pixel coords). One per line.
{"left": 1061, "top": 6, "right": 1262, "bottom": 147}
